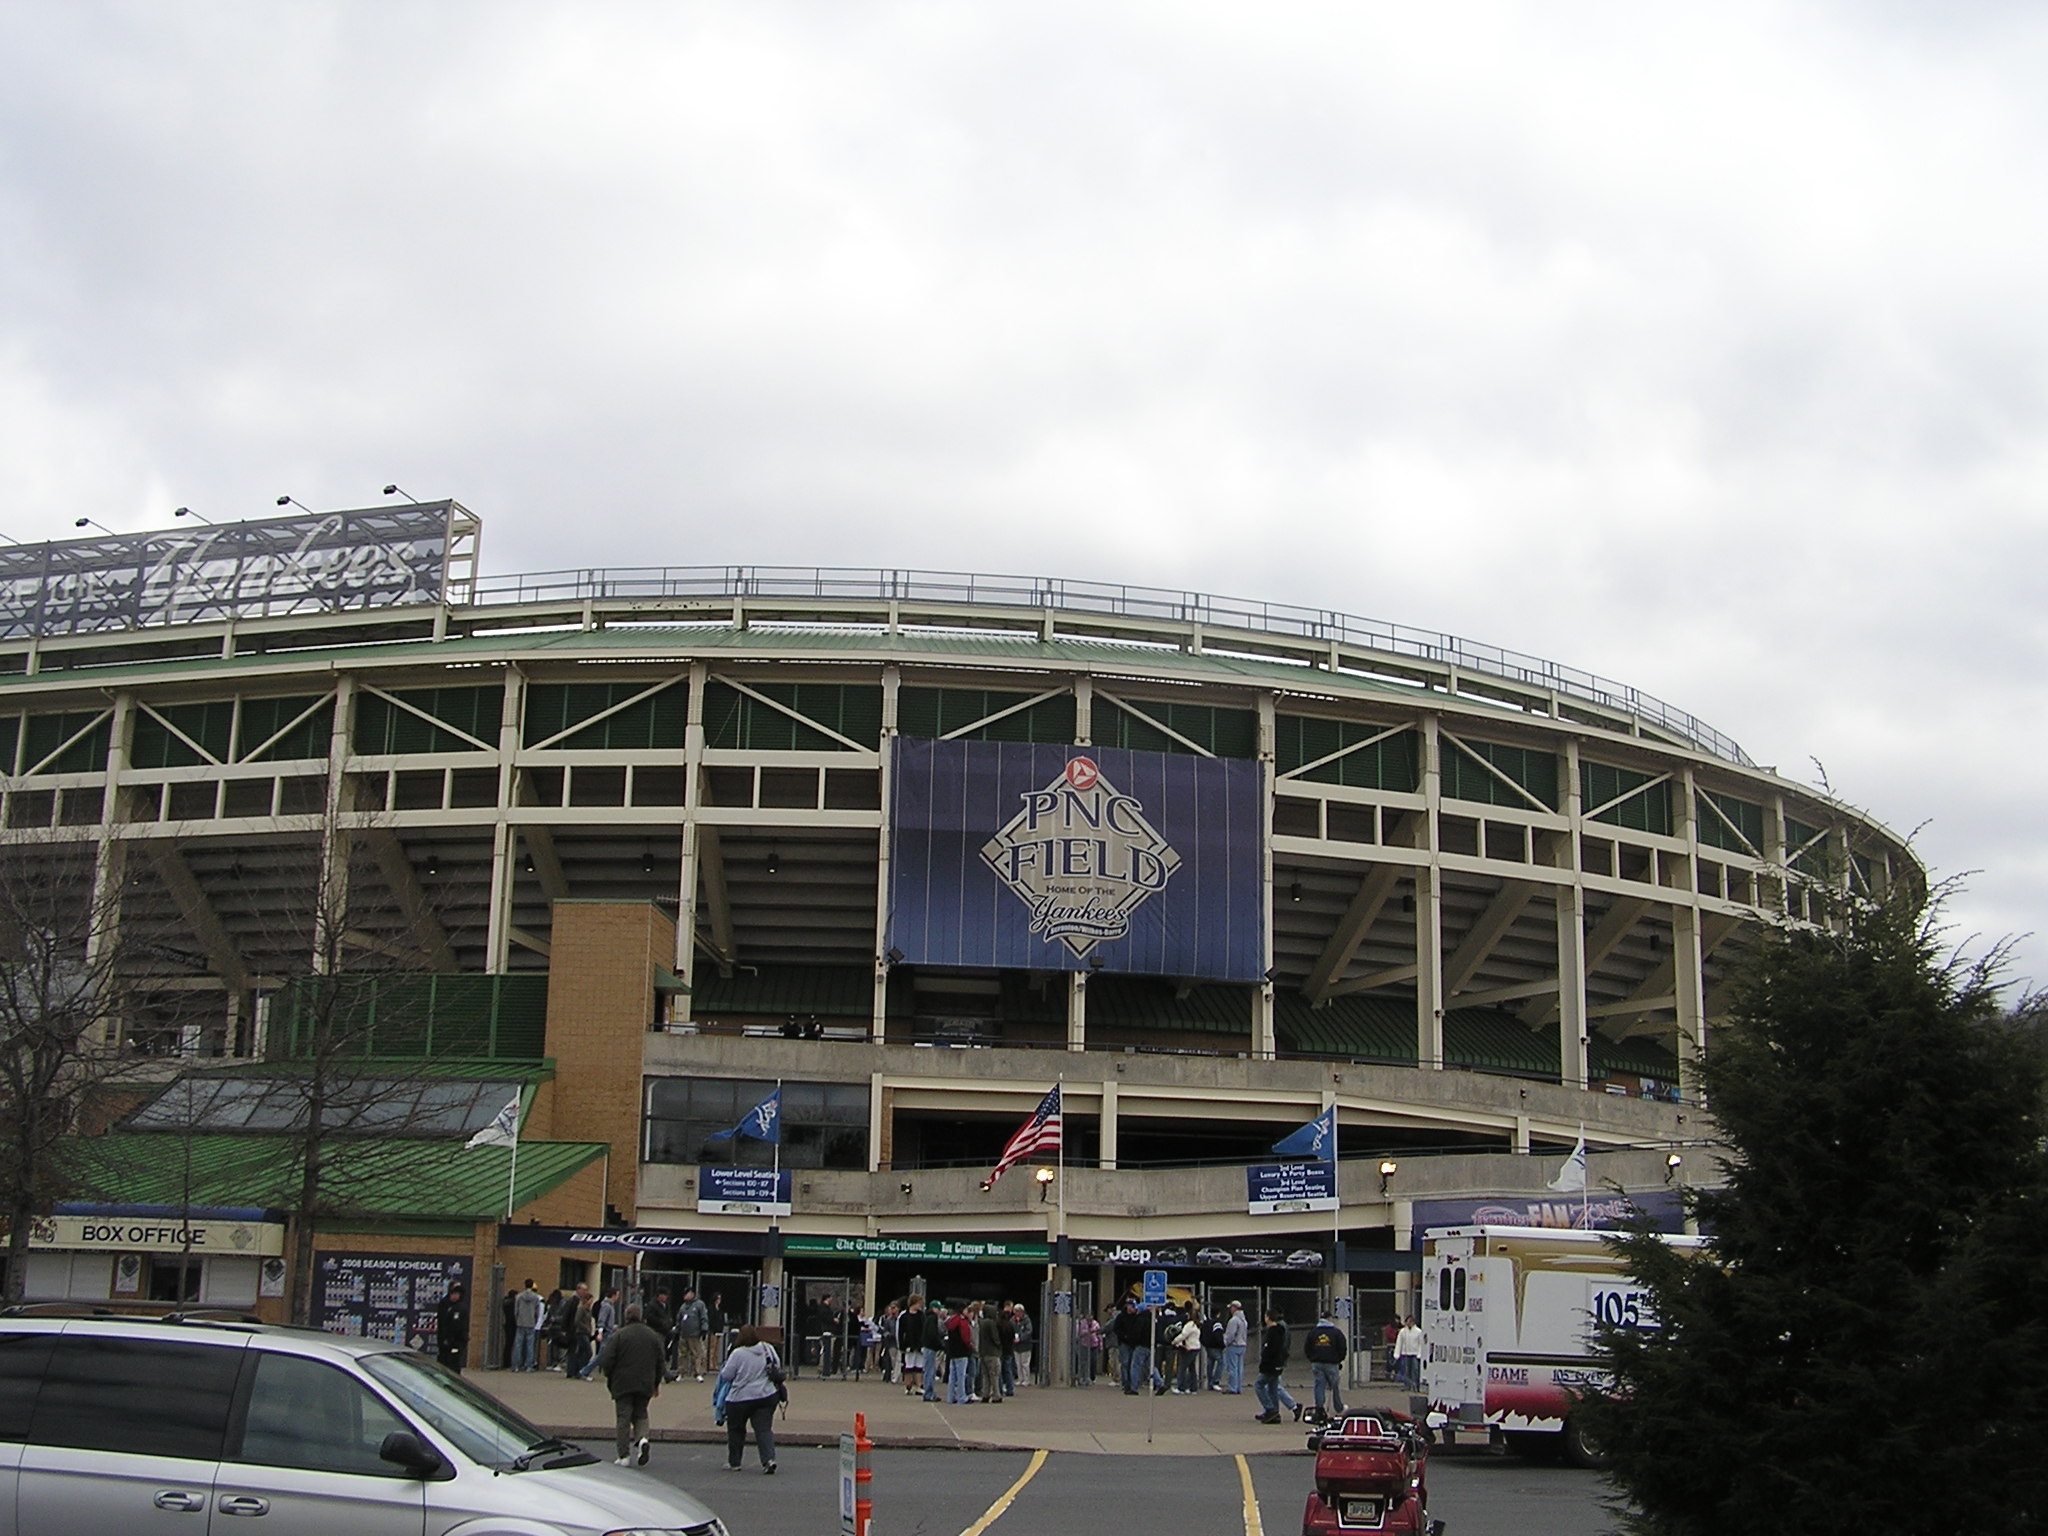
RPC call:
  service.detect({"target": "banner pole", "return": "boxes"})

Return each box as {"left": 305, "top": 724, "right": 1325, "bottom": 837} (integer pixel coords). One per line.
{"left": 505, "top": 1113, "right": 520, "bottom": 1223}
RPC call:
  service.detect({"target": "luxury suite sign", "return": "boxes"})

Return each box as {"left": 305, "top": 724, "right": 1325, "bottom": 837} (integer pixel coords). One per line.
{"left": 887, "top": 738, "right": 1264, "bottom": 981}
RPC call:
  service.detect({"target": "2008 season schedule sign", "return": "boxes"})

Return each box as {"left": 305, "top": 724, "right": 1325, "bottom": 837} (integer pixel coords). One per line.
{"left": 315, "top": 1250, "right": 471, "bottom": 1351}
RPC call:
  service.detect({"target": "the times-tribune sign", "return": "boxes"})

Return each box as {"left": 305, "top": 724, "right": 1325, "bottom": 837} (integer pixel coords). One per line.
{"left": 887, "top": 739, "right": 1264, "bottom": 980}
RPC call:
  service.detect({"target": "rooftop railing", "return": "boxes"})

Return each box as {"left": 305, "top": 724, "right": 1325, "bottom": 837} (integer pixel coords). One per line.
{"left": 470, "top": 564, "right": 1754, "bottom": 766}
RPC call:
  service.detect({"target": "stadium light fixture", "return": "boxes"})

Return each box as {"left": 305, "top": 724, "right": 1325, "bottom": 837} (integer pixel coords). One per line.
{"left": 75, "top": 517, "right": 115, "bottom": 535}
{"left": 425, "top": 850, "right": 440, "bottom": 877}
{"left": 276, "top": 495, "right": 315, "bottom": 513}
{"left": 1665, "top": 1152, "right": 1683, "bottom": 1184}
{"left": 1035, "top": 1166, "right": 1055, "bottom": 1203}
{"left": 1290, "top": 880, "right": 1302, "bottom": 903}
{"left": 641, "top": 845, "right": 654, "bottom": 875}
{"left": 765, "top": 846, "right": 780, "bottom": 875}
{"left": 383, "top": 484, "right": 421, "bottom": 503}
{"left": 173, "top": 506, "right": 213, "bottom": 525}
{"left": 1379, "top": 1159, "right": 1398, "bottom": 1196}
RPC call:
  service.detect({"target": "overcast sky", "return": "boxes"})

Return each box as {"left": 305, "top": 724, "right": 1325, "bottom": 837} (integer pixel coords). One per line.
{"left": 3, "top": 3, "right": 2044, "bottom": 984}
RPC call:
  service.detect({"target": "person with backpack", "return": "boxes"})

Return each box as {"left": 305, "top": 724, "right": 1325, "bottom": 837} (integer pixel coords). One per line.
{"left": 1203, "top": 1309, "right": 1227, "bottom": 1390}
{"left": 716, "top": 1325, "right": 784, "bottom": 1474}
{"left": 1304, "top": 1310, "right": 1348, "bottom": 1423}
{"left": 1254, "top": 1307, "right": 1301, "bottom": 1424}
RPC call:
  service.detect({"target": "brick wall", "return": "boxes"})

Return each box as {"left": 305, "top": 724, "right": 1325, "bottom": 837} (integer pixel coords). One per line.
{"left": 541, "top": 901, "right": 673, "bottom": 1220}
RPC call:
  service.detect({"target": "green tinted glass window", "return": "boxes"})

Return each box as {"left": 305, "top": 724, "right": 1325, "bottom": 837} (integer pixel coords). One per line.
{"left": 1581, "top": 761, "right": 1672, "bottom": 835}
{"left": 355, "top": 688, "right": 502, "bottom": 755}
{"left": 1784, "top": 816, "right": 1828, "bottom": 877}
{"left": 1442, "top": 738, "right": 1557, "bottom": 810}
{"left": 524, "top": 679, "right": 688, "bottom": 750}
{"left": 132, "top": 702, "right": 234, "bottom": 768}
{"left": 702, "top": 682, "right": 881, "bottom": 751}
{"left": 23, "top": 711, "right": 110, "bottom": 775}
{"left": 238, "top": 696, "right": 334, "bottom": 762}
{"left": 1274, "top": 716, "right": 1419, "bottom": 792}
{"left": 1099, "top": 699, "right": 1257, "bottom": 759}
{"left": 1696, "top": 790, "right": 1765, "bottom": 855}
{"left": 896, "top": 688, "right": 1077, "bottom": 744}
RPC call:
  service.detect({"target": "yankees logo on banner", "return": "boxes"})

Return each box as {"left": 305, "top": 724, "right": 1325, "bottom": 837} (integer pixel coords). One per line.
{"left": 979, "top": 756, "right": 1182, "bottom": 958}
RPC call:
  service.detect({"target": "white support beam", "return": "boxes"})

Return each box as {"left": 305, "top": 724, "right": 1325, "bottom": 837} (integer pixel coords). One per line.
{"left": 365, "top": 827, "right": 459, "bottom": 972}
{"left": 873, "top": 663, "right": 899, "bottom": 1041}
{"left": 1524, "top": 893, "right": 1649, "bottom": 1029}
{"left": 1417, "top": 716, "right": 1444, "bottom": 1069}
{"left": 674, "top": 660, "right": 708, "bottom": 1019}
{"left": 1068, "top": 972, "right": 1087, "bottom": 1053}
{"left": 1303, "top": 863, "right": 1402, "bottom": 1005}
{"left": 1556, "top": 883, "right": 1589, "bottom": 1090}
{"left": 1443, "top": 879, "right": 1536, "bottom": 996}
{"left": 699, "top": 825, "right": 735, "bottom": 971}
{"left": 484, "top": 667, "right": 525, "bottom": 974}
{"left": 1323, "top": 962, "right": 1421, "bottom": 998}
{"left": 147, "top": 844, "right": 253, "bottom": 995}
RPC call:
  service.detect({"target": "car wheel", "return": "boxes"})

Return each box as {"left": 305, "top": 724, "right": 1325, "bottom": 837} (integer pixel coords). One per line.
{"left": 1561, "top": 1414, "right": 1609, "bottom": 1470}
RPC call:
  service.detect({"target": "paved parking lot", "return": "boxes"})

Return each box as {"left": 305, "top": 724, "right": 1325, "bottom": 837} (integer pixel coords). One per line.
{"left": 582, "top": 1440, "right": 1620, "bottom": 1536}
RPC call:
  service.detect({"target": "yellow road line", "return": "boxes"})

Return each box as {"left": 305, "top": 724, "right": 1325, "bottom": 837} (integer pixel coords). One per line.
{"left": 958, "top": 1447, "right": 1050, "bottom": 1536}
{"left": 1236, "top": 1453, "right": 1264, "bottom": 1536}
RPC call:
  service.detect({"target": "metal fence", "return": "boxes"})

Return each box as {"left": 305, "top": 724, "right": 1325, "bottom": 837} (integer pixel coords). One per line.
{"left": 468, "top": 564, "right": 1751, "bottom": 766}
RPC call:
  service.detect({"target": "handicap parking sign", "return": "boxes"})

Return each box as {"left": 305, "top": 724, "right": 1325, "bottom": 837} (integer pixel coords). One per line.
{"left": 1142, "top": 1269, "right": 1168, "bottom": 1307}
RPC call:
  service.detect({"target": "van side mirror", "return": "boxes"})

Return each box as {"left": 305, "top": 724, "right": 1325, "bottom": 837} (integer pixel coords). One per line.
{"left": 379, "top": 1430, "right": 444, "bottom": 1478}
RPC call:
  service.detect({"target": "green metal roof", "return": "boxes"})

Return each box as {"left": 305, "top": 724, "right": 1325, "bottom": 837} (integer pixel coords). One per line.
{"left": 68, "top": 1133, "right": 606, "bottom": 1222}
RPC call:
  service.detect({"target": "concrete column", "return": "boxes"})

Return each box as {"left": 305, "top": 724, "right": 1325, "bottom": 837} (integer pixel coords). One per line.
{"left": 1391, "top": 1199, "right": 1415, "bottom": 1325}
{"left": 872, "top": 664, "right": 899, "bottom": 1040}
{"left": 1049, "top": 1265, "right": 1074, "bottom": 1386}
{"left": 312, "top": 675, "right": 356, "bottom": 973}
{"left": 87, "top": 692, "right": 134, "bottom": 1046}
{"left": 862, "top": 1258, "right": 878, "bottom": 1319}
{"left": 1514, "top": 1113, "right": 1531, "bottom": 1154}
{"left": 674, "top": 662, "right": 707, "bottom": 1020}
{"left": 485, "top": 668, "right": 525, "bottom": 974}
{"left": 1557, "top": 882, "right": 1589, "bottom": 1090}
{"left": 1415, "top": 864, "right": 1444, "bottom": 1071}
{"left": 1674, "top": 904, "right": 1707, "bottom": 1105}
{"left": 1067, "top": 972, "right": 1086, "bottom": 1052}
{"left": 1072, "top": 676, "right": 1092, "bottom": 747}
{"left": 1258, "top": 692, "right": 1276, "bottom": 1052}
{"left": 1417, "top": 718, "right": 1444, "bottom": 1069}
{"left": 868, "top": 1072, "right": 885, "bottom": 1172}
{"left": 1099, "top": 1078, "right": 1118, "bottom": 1170}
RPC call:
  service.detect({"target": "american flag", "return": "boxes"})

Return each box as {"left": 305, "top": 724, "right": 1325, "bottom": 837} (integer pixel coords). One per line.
{"left": 983, "top": 1084, "right": 1062, "bottom": 1189}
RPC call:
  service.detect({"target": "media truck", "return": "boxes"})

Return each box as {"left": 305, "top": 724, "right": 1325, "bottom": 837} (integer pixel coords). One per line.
{"left": 1420, "top": 1224, "right": 1704, "bottom": 1466}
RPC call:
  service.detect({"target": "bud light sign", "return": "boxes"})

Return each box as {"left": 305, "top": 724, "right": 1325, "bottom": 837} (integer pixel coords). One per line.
{"left": 887, "top": 738, "right": 1263, "bottom": 980}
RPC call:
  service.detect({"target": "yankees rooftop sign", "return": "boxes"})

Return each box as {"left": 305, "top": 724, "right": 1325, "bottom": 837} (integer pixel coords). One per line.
{"left": 887, "top": 738, "right": 1263, "bottom": 981}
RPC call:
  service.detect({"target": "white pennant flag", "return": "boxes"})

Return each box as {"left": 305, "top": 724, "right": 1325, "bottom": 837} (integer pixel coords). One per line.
{"left": 465, "top": 1090, "right": 521, "bottom": 1151}
{"left": 1548, "top": 1134, "right": 1587, "bottom": 1193}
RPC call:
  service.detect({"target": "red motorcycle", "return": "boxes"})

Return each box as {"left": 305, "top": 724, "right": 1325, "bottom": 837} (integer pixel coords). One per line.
{"left": 1300, "top": 1414, "right": 1444, "bottom": 1536}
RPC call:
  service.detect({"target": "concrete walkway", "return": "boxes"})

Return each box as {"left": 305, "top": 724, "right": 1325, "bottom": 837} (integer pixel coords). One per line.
{"left": 481, "top": 1365, "right": 1418, "bottom": 1457}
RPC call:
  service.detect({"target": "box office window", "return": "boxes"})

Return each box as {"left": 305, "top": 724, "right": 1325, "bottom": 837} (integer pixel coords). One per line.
{"left": 644, "top": 1077, "right": 868, "bottom": 1170}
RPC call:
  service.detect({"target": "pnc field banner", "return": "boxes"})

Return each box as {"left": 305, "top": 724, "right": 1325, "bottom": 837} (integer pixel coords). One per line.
{"left": 887, "top": 737, "right": 1264, "bottom": 981}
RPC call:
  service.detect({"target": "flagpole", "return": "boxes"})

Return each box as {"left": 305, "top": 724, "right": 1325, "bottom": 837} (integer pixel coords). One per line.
{"left": 774, "top": 1079, "right": 783, "bottom": 1221}
{"left": 1579, "top": 1121, "right": 1587, "bottom": 1230}
{"left": 1057, "top": 1077, "right": 1065, "bottom": 1241}
{"left": 505, "top": 1120, "right": 520, "bottom": 1223}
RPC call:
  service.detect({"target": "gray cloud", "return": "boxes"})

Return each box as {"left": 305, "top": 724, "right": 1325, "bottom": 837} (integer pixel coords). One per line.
{"left": 3, "top": 0, "right": 2047, "bottom": 978}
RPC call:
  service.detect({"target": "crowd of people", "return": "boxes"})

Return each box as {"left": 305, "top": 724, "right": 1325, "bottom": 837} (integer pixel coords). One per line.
{"left": 497, "top": 1277, "right": 738, "bottom": 1384}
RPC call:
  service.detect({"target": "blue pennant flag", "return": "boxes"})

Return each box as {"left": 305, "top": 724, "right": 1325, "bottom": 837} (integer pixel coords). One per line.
{"left": 1273, "top": 1106, "right": 1335, "bottom": 1159}
{"left": 708, "top": 1087, "right": 781, "bottom": 1145}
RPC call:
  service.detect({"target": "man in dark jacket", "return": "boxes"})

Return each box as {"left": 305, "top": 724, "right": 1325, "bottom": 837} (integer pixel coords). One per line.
{"left": 976, "top": 1303, "right": 1005, "bottom": 1405}
{"left": 919, "top": 1298, "right": 945, "bottom": 1402}
{"left": 596, "top": 1303, "right": 668, "bottom": 1467}
{"left": 673, "top": 1288, "right": 709, "bottom": 1380}
{"left": 1112, "top": 1300, "right": 1152, "bottom": 1395}
{"left": 1303, "top": 1311, "right": 1348, "bottom": 1423}
{"left": 434, "top": 1281, "right": 469, "bottom": 1372}
{"left": 996, "top": 1305, "right": 1019, "bottom": 1397}
{"left": 1254, "top": 1308, "right": 1301, "bottom": 1424}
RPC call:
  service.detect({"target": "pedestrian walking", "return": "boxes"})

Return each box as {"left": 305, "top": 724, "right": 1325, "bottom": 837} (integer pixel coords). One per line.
{"left": 1304, "top": 1310, "right": 1348, "bottom": 1423}
{"left": 564, "top": 1285, "right": 596, "bottom": 1380}
{"left": 1395, "top": 1315, "right": 1424, "bottom": 1392}
{"left": 717, "top": 1325, "right": 784, "bottom": 1474}
{"left": 675, "top": 1289, "right": 709, "bottom": 1380}
{"left": 977, "top": 1302, "right": 1005, "bottom": 1405}
{"left": 434, "top": 1281, "right": 469, "bottom": 1372}
{"left": 1222, "top": 1301, "right": 1249, "bottom": 1394}
{"left": 596, "top": 1303, "right": 667, "bottom": 1467}
{"left": 512, "top": 1277, "right": 544, "bottom": 1372}
{"left": 578, "top": 1288, "right": 619, "bottom": 1380}
{"left": 1254, "top": 1308, "right": 1301, "bottom": 1423}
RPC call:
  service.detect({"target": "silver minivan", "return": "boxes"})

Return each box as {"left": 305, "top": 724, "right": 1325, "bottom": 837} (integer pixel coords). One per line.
{"left": 0, "top": 1313, "right": 727, "bottom": 1536}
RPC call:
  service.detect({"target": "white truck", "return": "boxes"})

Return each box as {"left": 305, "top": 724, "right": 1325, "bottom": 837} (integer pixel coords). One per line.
{"left": 1420, "top": 1224, "right": 1704, "bottom": 1466}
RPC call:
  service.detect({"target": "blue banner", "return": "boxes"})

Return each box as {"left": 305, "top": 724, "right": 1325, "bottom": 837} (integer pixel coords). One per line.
{"left": 1247, "top": 1162, "right": 1339, "bottom": 1215}
{"left": 1409, "top": 1189, "right": 1686, "bottom": 1236}
{"left": 887, "top": 738, "right": 1265, "bottom": 980}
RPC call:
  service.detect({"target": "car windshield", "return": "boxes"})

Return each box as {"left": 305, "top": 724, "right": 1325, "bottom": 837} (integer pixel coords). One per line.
{"left": 361, "top": 1352, "right": 547, "bottom": 1468}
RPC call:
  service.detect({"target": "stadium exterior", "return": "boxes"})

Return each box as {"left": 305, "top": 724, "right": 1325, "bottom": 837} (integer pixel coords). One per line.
{"left": 0, "top": 504, "right": 1915, "bottom": 1361}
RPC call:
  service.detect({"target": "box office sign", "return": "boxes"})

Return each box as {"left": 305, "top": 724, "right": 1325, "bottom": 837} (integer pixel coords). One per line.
{"left": 1247, "top": 1162, "right": 1339, "bottom": 1216}
{"left": 698, "top": 1167, "right": 793, "bottom": 1217}
{"left": 25, "top": 1215, "right": 285, "bottom": 1256}
{"left": 315, "top": 1252, "right": 470, "bottom": 1351}
{"left": 887, "top": 739, "right": 1265, "bottom": 981}
{"left": 782, "top": 1235, "right": 1053, "bottom": 1264}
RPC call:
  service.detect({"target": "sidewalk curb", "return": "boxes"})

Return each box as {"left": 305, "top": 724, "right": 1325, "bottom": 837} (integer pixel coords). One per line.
{"left": 540, "top": 1424, "right": 1318, "bottom": 1455}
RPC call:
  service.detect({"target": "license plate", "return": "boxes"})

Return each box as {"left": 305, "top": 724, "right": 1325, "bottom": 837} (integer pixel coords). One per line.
{"left": 1338, "top": 1496, "right": 1385, "bottom": 1528}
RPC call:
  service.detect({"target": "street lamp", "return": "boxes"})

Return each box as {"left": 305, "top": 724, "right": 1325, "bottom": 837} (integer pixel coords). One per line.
{"left": 1665, "top": 1152, "right": 1683, "bottom": 1184}
{"left": 1035, "top": 1166, "right": 1055, "bottom": 1203}
{"left": 1378, "top": 1159, "right": 1398, "bottom": 1197}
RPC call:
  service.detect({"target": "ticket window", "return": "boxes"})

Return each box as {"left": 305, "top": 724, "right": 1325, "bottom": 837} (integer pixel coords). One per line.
{"left": 23, "top": 1252, "right": 112, "bottom": 1301}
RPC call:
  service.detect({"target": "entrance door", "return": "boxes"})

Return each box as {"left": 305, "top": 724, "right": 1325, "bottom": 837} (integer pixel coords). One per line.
{"left": 1263, "top": 1286, "right": 1322, "bottom": 1330}
{"left": 1202, "top": 1281, "right": 1261, "bottom": 1323}
{"left": 788, "top": 1276, "right": 863, "bottom": 1376}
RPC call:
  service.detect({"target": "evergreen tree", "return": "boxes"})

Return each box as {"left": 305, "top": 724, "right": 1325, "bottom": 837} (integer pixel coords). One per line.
{"left": 1583, "top": 894, "right": 2048, "bottom": 1535}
